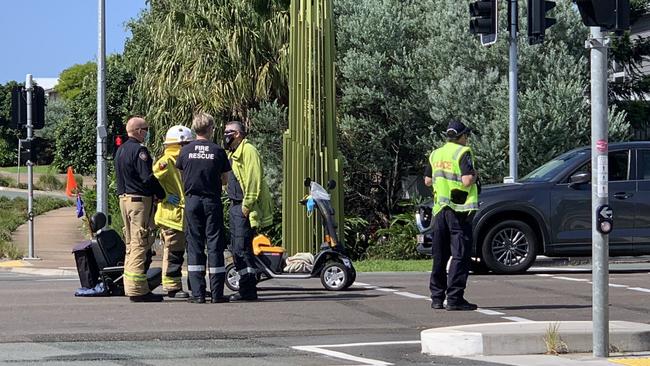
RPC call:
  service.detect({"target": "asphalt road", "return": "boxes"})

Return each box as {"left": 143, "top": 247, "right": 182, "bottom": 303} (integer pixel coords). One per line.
{"left": 1, "top": 264, "right": 649, "bottom": 365}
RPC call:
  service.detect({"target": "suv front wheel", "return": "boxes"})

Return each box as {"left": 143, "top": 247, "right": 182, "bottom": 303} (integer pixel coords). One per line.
{"left": 481, "top": 220, "right": 537, "bottom": 274}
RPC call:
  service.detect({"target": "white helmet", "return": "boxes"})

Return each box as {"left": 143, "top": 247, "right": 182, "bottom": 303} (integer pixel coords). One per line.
{"left": 163, "top": 125, "right": 194, "bottom": 145}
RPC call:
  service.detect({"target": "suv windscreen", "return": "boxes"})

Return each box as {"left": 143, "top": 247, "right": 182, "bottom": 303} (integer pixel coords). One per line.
{"left": 521, "top": 149, "right": 589, "bottom": 182}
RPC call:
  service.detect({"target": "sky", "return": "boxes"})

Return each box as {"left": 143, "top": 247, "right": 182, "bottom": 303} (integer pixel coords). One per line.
{"left": 0, "top": 0, "right": 148, "bottom": 84}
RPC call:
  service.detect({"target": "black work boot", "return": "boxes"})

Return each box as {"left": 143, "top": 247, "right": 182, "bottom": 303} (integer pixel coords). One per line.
{"left": 431, "top": 298, "right": 445, "bottom": 310}
{"left": 188, "top": 296, "right": 206, "bottom": 304}
{"left": 167, "top": 290, "right": 189, "bottom": 299}
{"left": 229, "top": 292, "right": 258, "bottom": 302}
{"left": 445, "top": 299, "right": 477, "bottom": 311}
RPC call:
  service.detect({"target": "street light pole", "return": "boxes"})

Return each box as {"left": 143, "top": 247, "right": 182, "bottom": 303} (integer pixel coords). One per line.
{"left": 96, "top": 0, "right": 108, "bottom": 216}
{"left": 589, "top": 26, "right": 610, "bottom": 359}
{"left": 506, "top": 0, "right": 518, "bottom": 183}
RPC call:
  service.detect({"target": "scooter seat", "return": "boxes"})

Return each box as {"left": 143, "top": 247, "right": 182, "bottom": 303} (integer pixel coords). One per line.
{"left": 253, "top": 234, "right": 286, "bottom": 255}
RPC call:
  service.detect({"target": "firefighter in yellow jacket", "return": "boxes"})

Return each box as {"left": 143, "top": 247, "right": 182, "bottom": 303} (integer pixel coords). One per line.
{"left": 153, "top": 125, "right": 195, "bottom": 299}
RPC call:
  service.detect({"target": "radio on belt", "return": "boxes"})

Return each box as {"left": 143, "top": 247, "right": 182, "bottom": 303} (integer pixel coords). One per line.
{"left": 596, "top": 204, "right": 613, "bottom": 235}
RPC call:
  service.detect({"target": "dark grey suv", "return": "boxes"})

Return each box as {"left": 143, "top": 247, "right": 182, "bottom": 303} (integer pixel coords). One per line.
{"left": 416, "top": 141, "right": 650, "bottom": 274}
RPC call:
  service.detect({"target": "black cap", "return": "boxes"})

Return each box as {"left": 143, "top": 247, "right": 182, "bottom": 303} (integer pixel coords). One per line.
{"left": 445, "top": 120, "right": 471, "bottom": 138}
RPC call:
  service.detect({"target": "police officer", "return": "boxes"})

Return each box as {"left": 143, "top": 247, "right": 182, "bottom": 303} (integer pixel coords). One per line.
{"left": 115, "top": 116, "right": 166, "bottom": 302}
{"left": 223, "top": 121, "right": 274, "bottom": 302}
{"left": 176, "top": 112, "right": 231, "bottom": 304}
{"left": 426, "top": 119, "right": 479, "bottom": 311}
{"left": 153, "top": 125, "right": 195, "bottom": 299}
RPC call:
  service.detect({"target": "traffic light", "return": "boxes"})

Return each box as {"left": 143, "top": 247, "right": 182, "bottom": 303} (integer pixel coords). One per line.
{"left": 528, "top": 0, "right": 556, "bottom": 45}
{"left": 575, "top": 0, "right": 630, "bottom": 32}
{"left": 10, "top": 86, "right": 46, "bottom": 130}
{"left": 106, "top": 134, "right": 127, "bottom": 158}
{"left": 469, "top": 0, "right": 498, "bottom": 46}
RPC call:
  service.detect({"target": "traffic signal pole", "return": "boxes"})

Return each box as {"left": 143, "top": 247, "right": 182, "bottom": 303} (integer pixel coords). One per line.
{"left": 589, "top": 26, "right": 610, "bottom": 359}
{"left": 24, "top": 74, "right": 37, "bottom": 260}
{"left": 507, "top": 0, "right": 519, "bottom": 183}
{"left": 96, "top": 0, "right": 108, "bottom": 216}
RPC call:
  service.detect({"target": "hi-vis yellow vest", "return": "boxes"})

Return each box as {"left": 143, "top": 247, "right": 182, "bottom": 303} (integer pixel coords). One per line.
{"left": 429, "top": 142, "right": 479, "bottom": 215}
{"left": 153, "top": 145, "right": 184, "bottom": 231}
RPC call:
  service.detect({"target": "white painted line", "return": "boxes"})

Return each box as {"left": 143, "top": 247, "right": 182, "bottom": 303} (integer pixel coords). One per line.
{"left": 501, "top": 316, "right": 532, "bottom": 322}
{"left": 364, "top": 286, "right": 378, "bottom": 290}
{"left": 376, "top": 288, "right": 398, "bottom": 292}
{"left": 353, "top": 282, "right": 371, "bottom": 286}
{"left": 309, "top": 340, "right": 421, "bottom": 348}
{"left": 394, "top": 292, "right": 428, "bottom": 299}
{"left": 534, "top": 267, "right": 584, "bottom": 272}
{"left": 476, "top": 308, "right": 505, "bottom": 316}
{"left": 535, "top": 274, "right": 554, "bottom": 277}
{"left": 628, "top": 287, "right": 650, "bottom": 293}
{"left": 552, "top": 276, "right": 590, "bottom": 282}
{"left": 35, "top": 278, "right": 79, "bottom": 282}
{"left": 608, "top": 283, "right": 628, "bottom": 288}
{"left": 293, "top": 345, "right": 392, "bottom": 366}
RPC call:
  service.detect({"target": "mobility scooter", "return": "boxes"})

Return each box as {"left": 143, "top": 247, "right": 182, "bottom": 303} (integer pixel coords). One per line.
{"left": 225, "top": 178, "right": 356, "bottom": 291}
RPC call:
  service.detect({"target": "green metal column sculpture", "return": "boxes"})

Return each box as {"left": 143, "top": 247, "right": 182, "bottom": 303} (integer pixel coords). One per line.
{"left": 282, "top": 0, "right": 344, "bottom": 254}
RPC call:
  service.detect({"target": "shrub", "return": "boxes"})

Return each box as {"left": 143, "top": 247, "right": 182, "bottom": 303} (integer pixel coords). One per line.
{"left": 36, "top": 172, "right": 64, "bottom": 191}
{"left": 365, "top": 212, "right": 425, "bottom": 260}
{"left": 0, "top": 175, "right": 14, "bottom": 187}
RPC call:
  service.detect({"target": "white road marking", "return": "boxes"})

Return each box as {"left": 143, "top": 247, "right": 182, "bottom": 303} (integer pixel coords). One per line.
{"left": 608, "top": 284, "right": 629, "bottom": 288}
{"left": 35, "top": 278, "right": 79, "bottom": 282}
{"left": 394, "top": 291, "right": 428, "bottom": 299}
{"left": 353, "top": 282, "right": 372, "bottom": 287}
{"left": 292, "top": 340, "right": 420, "bottom": 366}
{"left": 535, "top": 274, "right": 554, "bottom": 277}
{"left": 501, "top": 316, "right": 532, "bottom": 322}
{"left": 293, "top": 345, "right": 392, "bottom": 366}
{"left": 533, "top": 267, "right": 584, "bottom": 272}
{"left": 552, "top": 276, "right": 590, "bottom": 282}
{"left": 375, "top": 288, "right": 398, "bottom": 292}
{"left": 628, "top": 287, "right": 650, "bottom": 293}
{"left": 476, "top": 308, "right": 505, "bottom": 316}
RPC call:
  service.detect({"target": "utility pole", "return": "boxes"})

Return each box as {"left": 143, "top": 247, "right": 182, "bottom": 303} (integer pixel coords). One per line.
{"left": 506, "top": 0, "right": 518, "bottom": 183}
{"left": 96, "top": 0, "right": 108, "bottom": 216}
{"left": 24, "top": 74, "right": 37, "bottom": 260}
{"left": 589, "top": 26, "right": 610, "bottom": 358}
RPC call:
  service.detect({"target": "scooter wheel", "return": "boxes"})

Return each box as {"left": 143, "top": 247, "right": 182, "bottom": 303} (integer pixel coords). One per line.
{"left": 343, "top": 267, "right": 356, "bottom": 289}
{"left": 320, "top": 261, "right": 349, "bottom": 291}
{"left": 225, "top": 263, "right": 240, "bottom": 292}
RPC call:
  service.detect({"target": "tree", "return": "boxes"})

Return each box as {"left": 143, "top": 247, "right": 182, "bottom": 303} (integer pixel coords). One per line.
{"left": 55, "top": 62, "right": 97, "bottom": 101}
{"left": 124, "top": 0, "right": 290, "bottom": 153}
{"left": 0, "top": 81, "right": 21, "bottom": 167}
{"left": 334, "top": 0, "right": 630, "bottom": 225}
{"left": 52, "top": 55, "right": 134, "bottom": 174}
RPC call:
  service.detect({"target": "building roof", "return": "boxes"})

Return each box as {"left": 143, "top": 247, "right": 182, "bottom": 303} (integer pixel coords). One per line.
{"left": 33, "top": 78, "right": 59, "bottom": 91}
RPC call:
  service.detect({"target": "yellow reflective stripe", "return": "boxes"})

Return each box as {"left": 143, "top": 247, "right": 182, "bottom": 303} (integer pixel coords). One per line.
{"left": 123, "top": 271, "right": 147, "bottom": 281}
{"left": 452, "top": 145, "right": 467, "bottom": 160}
{"left": 438, "top": 197, "right": 479, "bottom": 211}
{"left": 432, "top": 170, "right": 462, "bottom": 182}
{"left": 162, "top": 276, "right": 181, "bottom": 285}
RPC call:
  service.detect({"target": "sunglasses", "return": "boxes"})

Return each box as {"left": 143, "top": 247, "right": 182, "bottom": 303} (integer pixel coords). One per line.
{"left": 138, "top": 127, "right": 149, "bottom": 131}
{"left": 224, "top": 130, "right": 238, "bottom": 135}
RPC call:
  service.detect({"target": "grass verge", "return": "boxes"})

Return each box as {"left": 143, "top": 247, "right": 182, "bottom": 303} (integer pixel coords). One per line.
{"left": 0, "top": 196, "right": 72, "bottom": 259}
{"left": 354, "top": 259, "right": 431, "bottom": 272}
{"left": 0, "top": 165, "right": 54, "bottom": 175}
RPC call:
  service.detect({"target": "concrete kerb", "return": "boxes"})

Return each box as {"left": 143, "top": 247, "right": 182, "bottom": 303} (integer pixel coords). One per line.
{"left": 421, "top": 321, "right": 650, "bottom": 357}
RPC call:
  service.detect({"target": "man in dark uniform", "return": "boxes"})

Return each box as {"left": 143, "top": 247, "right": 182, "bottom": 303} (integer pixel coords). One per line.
{"left": 223, "top": 121, "right": 274, "bottom": 302}
{"left": 425, "top": 120, "right": 479, "bottom": 311}
{"left": 115, "top": 116, "right": 166, "bottom": 302}
{"left": 176, "top": 112, "right": 231, "bottom": 304}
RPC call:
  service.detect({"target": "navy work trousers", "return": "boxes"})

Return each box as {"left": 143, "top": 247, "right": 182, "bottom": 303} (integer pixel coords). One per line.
{"left": 429, "top": 207, "right": 473, "bottom": 304}
{"left": 185, "top": 195, "right": 226, "bottom": 299}
{"left": 229, "top": 203, "right": 257, "bottom": 298}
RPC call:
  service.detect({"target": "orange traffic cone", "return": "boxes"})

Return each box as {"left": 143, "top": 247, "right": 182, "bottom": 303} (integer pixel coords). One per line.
{"left": 65, "top": 166, "right": 78, "bottom": 197}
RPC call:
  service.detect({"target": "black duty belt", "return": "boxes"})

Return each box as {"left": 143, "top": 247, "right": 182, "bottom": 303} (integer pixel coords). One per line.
{"left": 121, "top": 195, "right": 150, "bottom": 202}
{"left": 230, "top": 199, "right": 243, "bottom": 205}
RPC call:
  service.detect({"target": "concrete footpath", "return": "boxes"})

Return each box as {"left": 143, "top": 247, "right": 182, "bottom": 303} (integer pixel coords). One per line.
{"left": 422, "top": 321, "right": 650, "bottom": 366}
{"left": 0, "top": 206, "right": 85, "bottom": 275}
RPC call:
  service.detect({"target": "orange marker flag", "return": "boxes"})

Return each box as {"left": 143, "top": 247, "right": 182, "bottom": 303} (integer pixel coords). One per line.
{"left": 65, "top": 166, "right": 78, "bottom": 197}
